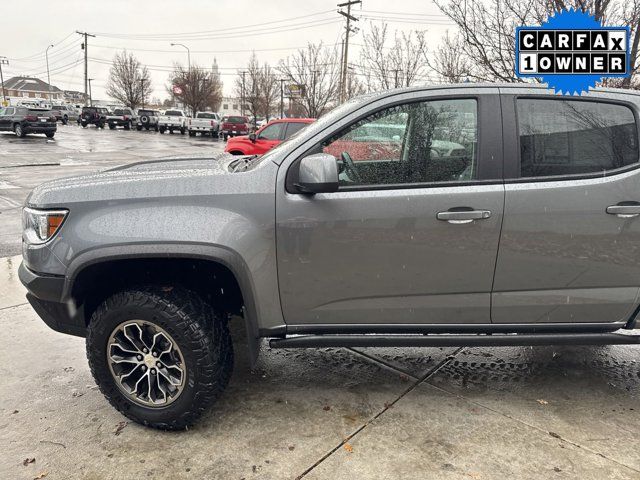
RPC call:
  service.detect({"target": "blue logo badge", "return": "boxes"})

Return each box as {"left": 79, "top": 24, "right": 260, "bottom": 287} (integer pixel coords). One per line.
{"left": 515, "top": 9, "right": 630, "bottom": 95}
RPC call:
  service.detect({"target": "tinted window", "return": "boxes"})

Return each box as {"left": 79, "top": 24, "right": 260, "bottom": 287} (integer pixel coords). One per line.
{"left": 113, "top": 109, "right": 124, "bottom": 115}
{"left": 258, "top": 122, "right": 285, "bottom": 140}
{"left": 321, "top": 98, "right": 478, "bottom": 187}
{"left": 517, "top": 99, "right": 638, "bottom": 178}
{"left": 198, "top": 113, "right": 216, "bottom": 119}
{"left": 165, "top": 110, "right": 182, "bottom": 116}
{"left": 138, "top": 110, "right": 154, "bottom": 116}
{"left": 227, "top": 116, "right": 246, "bottom": 123}
{"left": 284, "top": 122, "right": 308, "bottom": 139}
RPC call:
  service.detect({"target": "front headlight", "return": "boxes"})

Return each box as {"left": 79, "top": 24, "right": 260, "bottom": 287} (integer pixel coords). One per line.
{"left": 22, "top": 207, "right": 68, "bottom": 245}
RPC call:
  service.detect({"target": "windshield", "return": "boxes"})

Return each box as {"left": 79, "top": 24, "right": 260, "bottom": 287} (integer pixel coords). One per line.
{"left": 197, "top": 113, "right": 216, "bottom": 119}
{"left": 226, "top": 116, "right": 246, "bottom": 123}
{"left": 260, "top": 94, "right": 375, "bottom": 162}
{"left": 138, "top": 110, "right": 154, "bottom": 115}
{"left": 165, "top": 110, "right": 182, "bottom": 116}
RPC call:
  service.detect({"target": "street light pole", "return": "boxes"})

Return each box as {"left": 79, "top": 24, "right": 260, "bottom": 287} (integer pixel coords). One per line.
{"left": 45, "top": 44, "right": 54, "bottom": 103}
{"left": 170, "top": 43, "right": 191, "bottom": 71}
{"left": 0, "top": 57, "right": 8, "bottom": 105}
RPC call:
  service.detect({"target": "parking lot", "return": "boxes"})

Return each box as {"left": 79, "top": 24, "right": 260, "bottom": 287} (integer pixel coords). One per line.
{"left": 1, "top": 125, "right": 640, "bottom": 480}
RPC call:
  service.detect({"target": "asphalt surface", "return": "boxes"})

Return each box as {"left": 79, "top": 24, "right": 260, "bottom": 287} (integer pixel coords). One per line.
{"left": 1, "top": 124, "right": 640, "bottom": 479}
{"left": 0, "top": 123, "right": 225, "bottom": 257}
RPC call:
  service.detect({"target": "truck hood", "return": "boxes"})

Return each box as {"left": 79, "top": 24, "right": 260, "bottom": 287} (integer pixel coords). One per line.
{"left": 26, "top": 153, "right": 274, "bottom": 207}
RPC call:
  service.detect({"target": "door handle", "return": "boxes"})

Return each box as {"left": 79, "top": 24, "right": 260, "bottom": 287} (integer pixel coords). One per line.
{"left": 606, "top": 202, "right": 640, "bottom": 218}
{"left": 436, "top": 209, "right": 492, "bottom": 224}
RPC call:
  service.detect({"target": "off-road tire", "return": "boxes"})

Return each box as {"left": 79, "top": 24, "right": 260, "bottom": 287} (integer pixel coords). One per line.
{"left": 45, "top": 132, "right": 55, "bottom": 138}
{"left": 108, "top": 123, "right": 116, "bottom": 130}
{"left": 136, "top": 125, "right": 143, "bottom": 131}
{"left": 159, "top": 127, "right": 166, "bottom": 134}
{"left": 86, "top": 286, "right": 233, "bottom": 430}
{"left": 81, "top": 121, "right": 88, "bottom": 128}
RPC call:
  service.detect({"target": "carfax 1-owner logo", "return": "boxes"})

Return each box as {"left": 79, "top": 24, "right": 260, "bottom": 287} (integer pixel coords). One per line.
{"left": 515, "top": 8, "right": 630, "bottom": 95}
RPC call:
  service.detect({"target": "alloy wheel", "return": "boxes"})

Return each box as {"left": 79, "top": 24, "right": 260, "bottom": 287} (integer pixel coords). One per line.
{"left": 107, "top": 320, "right": 186, "bottom": 407}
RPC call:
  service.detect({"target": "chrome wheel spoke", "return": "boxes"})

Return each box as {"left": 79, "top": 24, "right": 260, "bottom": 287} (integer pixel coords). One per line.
{"left": 107, "top": 320, "right": 186, "bottom": 408}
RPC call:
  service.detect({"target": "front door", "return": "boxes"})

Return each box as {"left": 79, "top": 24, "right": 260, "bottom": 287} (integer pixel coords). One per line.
{"left": 493, "top": 93, "right": 640, "bottom": 325}
{"left": 253, "top": 122, "right": 285, "bottom": 154}
{"left": 276, "top": 91, "right": 504, "bottom": 327}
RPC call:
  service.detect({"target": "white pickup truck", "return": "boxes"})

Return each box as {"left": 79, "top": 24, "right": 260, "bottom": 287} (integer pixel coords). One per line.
{"left": 158, "top": 109, "right": 188, "bottom": 134}
{"left": 188, "top": 112, "right": 221, "bottom": 137}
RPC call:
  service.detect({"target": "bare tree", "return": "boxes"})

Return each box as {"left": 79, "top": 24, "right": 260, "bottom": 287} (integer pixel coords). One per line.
{"left": 434, "top": 0, "right": 640, "bottom": 86}
{"left": 345, "top": 67, "right": 367, "bottom": 99}
{"left": 359, "top": 23, "right": 430, "bottom": 92}
{"left": 278, "top": 42, "right": 340, "bottom": 117}
{"left": 429, "top": 32, "right": 472, "bottom": 83}
{"left": 106, "top": 51, "right": 152, "bottom": 109}
{"left": 169, "top": 64, "right": 223, "bottom": 115}
{"left": 234, "top": 53, "right": 262, "bottom": 125}
{"left": 259, "top": 63, "right": 279, "bottom": 120}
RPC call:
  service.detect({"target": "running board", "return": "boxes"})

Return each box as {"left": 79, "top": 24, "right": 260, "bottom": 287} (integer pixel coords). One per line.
{"left": 269, "top": 333, "right": 640, "bottom": 349}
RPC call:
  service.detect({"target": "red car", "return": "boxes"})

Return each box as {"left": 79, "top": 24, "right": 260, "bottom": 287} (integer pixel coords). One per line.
{"left": 225, "top": 118, "right": 315, "bottom": 156}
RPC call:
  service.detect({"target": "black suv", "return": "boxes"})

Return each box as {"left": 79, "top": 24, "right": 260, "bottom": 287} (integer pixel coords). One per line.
{"left": 80, "top": 106, "right": 109, "bottom": 129}
{"left": 0, "top": 106, "right": 57, "bottom": 138}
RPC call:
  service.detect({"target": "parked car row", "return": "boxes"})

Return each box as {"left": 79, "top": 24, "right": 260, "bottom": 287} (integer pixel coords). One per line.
{"left": 0, "top": 103, "right": 315, "bottom": 154}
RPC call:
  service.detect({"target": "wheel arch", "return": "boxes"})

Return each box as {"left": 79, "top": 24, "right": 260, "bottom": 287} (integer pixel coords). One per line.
{"left": 66, "top": 243, "right": 262, "bottom": 365}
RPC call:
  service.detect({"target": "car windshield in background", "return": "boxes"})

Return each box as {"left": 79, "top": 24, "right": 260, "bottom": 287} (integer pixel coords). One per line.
{"left": 227, "top": 116, "right": 246, "bottom": 123}
{"left": 113, "top": 109, "right": 124, "bottom": 115}
{"left": 138, "top": 110, "right": 154, "bottom": 115}
{"left": 27, "top": 109, "right": 50, "bottom": 114}
{"left": 165, "top": 110, "right": 182, "bottom": 116}
{"left": 198, "top": 113, "right": 216, "bottom": 119}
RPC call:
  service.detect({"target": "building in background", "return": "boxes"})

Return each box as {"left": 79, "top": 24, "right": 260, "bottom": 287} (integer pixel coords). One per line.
{"left": 219, "top": 96, "right": 247, "bottom": 117}
{"left": 3, "top": 76, "right": 64, "bottom": 102}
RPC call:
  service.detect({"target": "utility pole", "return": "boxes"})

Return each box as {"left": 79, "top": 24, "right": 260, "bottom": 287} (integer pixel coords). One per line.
{"left": 241, "top": 71, "right": 246, "bottom": 116}
{"left": 0, "top": 57, "right": 8, "bottom": 105}
{"left": 88, "top": 78, "right": 94, "bottom": 107}
{"left": 279, "top": 78, "right": 286, "bottom": 118}
{"left": 76, "top": 31, "right": 95, "bottom": 105}
{"left": 338, "top": 0, "right": 361, "bottom": 102}
{"left": 140, "top": 78, "right": 145, "bottom": 109}
{"left": 45, "top": 44, "right": 54, "bottom": 103}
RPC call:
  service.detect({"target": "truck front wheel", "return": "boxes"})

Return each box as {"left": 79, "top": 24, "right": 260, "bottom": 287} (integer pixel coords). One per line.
{"left": 86, "top": 286, "right": 233, "bottom": 430}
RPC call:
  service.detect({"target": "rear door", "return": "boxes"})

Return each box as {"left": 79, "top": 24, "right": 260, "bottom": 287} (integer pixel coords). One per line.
{"left": 493, "top": 88, "right": 640, "bottom": 326}
{"left": 276, "top": 88, "right": 504, "bottom": 327}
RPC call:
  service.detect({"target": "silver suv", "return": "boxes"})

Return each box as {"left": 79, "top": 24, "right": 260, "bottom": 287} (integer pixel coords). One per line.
{"left": 19, "top": 84, "right": 640, "bottom": 429}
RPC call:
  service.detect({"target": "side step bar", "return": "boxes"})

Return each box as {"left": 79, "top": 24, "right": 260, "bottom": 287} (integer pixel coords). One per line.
{"left": 269, "top": 333, "right": 640, "bottom": 349}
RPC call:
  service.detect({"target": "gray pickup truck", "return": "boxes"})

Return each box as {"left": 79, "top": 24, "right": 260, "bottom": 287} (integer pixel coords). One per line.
{"left": 19, "top": 84, "right": 640, "bottom": 429}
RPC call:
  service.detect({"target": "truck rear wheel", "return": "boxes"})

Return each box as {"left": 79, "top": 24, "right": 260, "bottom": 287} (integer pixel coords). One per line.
{"left": 86, "top": 286, "right": 233, "bottom": 430}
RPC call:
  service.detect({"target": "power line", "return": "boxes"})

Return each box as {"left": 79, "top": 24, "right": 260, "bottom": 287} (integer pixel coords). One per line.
{"left": 92, "top": 18, "right": 341, "bottom": 42}
{"left": 92, "top": 9, "right": 336, "bottom": 38}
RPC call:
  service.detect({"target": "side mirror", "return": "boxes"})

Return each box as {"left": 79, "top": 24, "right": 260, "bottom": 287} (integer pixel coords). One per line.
{"left": 249, "top": 133, "right": 257, "bottom": 143}
{"left": 295, "top": 153, "right": 339, "bottom": 194}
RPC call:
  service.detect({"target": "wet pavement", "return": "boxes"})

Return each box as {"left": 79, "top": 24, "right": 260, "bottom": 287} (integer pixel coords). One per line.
{"left": 0, "top": 124, "right": 225, "bottom": 257}
{"left": 1, "top": 254, "right": 639, "bottom": 480}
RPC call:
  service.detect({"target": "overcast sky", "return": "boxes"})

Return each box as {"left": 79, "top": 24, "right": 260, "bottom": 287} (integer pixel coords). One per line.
{"left": 1, "top": 0, "right": 454, "bottom": 101}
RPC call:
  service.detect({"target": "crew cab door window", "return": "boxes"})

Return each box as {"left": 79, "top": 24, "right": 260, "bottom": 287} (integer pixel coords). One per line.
{"left": 321, "top": 99, "right": 478, "bottom": 187}
{"left": 258, "top": 122, "right": 285, "bottom": 140}
{"left": 518, "top": 99, "right": 638, "bottom": 177}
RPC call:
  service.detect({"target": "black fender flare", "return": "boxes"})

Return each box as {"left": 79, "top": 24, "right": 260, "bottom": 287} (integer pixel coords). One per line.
{"left": 64, "top": 242, "right": 261, "bottom": 365}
